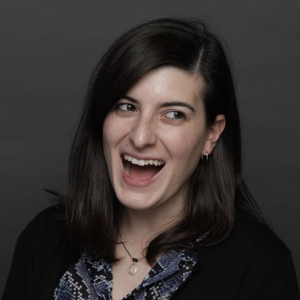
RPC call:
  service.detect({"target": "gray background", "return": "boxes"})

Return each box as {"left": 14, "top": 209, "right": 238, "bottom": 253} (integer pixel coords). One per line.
{"left": 1, "top": 0, "right": 299, "bottom": 295}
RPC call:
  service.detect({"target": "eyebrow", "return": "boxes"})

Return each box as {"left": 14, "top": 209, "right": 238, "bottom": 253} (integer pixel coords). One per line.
{"left": 123, "top": 96, "right": 195, "bottom": 112}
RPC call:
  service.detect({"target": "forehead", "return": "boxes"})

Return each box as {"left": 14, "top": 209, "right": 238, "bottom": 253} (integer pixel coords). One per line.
{"left": 126, "top": 67, "right": 204, "bottom": 107}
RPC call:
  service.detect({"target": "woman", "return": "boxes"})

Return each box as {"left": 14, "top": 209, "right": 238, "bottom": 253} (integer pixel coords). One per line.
{"left": 3, "top": 18, "right": 299, "bottom": 299}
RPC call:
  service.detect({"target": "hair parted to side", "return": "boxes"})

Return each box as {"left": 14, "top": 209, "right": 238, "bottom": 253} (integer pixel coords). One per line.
{"left": 63, "top": 18, "right": 265, "bottom": 264}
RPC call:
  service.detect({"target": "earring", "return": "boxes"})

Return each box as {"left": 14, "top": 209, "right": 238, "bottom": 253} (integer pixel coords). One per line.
{"left": 201, "top": 150, "right": 209, "bottom": 161}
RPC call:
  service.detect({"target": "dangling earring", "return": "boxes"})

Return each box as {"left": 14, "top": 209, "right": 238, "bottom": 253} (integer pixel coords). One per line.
{"left": 201, "top": 150, "right": 209, "bottom": 161}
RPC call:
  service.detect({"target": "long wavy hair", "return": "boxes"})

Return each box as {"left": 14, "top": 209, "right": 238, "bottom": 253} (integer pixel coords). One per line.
{"left": 61, "top": 18, "right": 265, "bottom": 264}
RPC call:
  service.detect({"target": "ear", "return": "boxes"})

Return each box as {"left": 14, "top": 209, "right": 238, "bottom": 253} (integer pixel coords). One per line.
{"left": 203, "top": 114, "right": 226, "bottom": 155}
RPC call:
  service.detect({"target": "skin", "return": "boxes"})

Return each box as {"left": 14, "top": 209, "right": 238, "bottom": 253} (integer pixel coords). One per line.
{"left": 103, "top": 67, "right": 225, "bottom": 221}
{"left": 103, "top": 67, "right": 225, "bottom": 299}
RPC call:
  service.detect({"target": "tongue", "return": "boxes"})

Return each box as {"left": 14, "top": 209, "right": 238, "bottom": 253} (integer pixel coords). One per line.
{"left": 129, "top": 164, "right": 160, "bottom": 180}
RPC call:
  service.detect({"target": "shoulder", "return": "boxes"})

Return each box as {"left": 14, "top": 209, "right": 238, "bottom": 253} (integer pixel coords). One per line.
{"left": 3, "top": 205, "right": 78, "bottom": 300}
{"left": 173, "top": 211, "right": 299, "bottom": 299}
{"left": 228, "top": 210, "right": 291, "bottom": 259}
{"left": 13, "top": 205, "right": 70, "bottom": 270}
{"left": 20, "top": 205, "right": 66, "bottom": 245}
{"left": 200, "top": 210, "right": 292, "bottom": 275}
{"left": 187, "top": 211, "right": 299, "bottom": 299}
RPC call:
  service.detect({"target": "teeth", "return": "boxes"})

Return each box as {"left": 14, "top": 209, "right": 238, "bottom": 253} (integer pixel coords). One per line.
{"left": 123, "top": 154, "right": 165, "bottom": 166}
{"left": 132, "top": 157, "right": 138, "bottom": 165}
{"left": 138, "top": 160, "right": 145, "bottom": 166}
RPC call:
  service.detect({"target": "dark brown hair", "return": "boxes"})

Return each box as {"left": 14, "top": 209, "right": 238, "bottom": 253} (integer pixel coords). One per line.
{"left": 62, "top": 18, "right": 265, "bottom": 264}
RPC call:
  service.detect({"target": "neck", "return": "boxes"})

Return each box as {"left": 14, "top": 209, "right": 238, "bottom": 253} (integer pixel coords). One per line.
{"left": 117, "top": 211, "right": 172, "bottom": 267}
{"left": 116, "top": 197, "right": 185, "bottom": 264}
{"left": 119, "top": 207, "right": 181, "bottom": 248}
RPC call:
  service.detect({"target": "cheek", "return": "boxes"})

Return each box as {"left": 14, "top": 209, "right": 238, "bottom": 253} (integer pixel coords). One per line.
{"left": 103, "top": 115, "right": 122, "bottom": 146}
{"left": 102, "top": 115, "right": 132, "bottom": 158}
{"left": 163, "top": 128, "right": 206, "bottom": 160}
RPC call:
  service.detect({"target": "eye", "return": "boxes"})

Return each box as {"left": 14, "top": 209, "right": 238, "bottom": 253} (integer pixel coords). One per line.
{"left": 117, "top": 103, "right": 136, "bottom": 112}
{"left": 164, "top": 111, "right": 186, "bottom": 121}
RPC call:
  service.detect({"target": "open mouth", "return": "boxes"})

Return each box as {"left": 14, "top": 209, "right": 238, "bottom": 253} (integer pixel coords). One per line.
{"left": 122, "top": 154, "right": 165, "bottom": 181}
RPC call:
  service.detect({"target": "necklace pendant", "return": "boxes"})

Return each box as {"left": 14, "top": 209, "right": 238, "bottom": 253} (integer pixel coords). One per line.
{"left": 128, "top": 261, "right": 137, "bottom": 275}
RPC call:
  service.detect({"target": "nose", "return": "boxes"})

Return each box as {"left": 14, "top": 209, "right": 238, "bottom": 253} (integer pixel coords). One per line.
{"left": 129, "top": 117, "right": 157, "bottom": 149}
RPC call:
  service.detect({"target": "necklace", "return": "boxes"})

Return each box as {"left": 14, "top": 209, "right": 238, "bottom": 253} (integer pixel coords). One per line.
{"left": 120, "top": 236, "right": 145, "bottom": 275}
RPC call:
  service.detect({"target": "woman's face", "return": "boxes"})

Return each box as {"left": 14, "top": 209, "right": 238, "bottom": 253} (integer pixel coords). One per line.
{"left": 103, "top": 67, "right": 225, "bottom": 216}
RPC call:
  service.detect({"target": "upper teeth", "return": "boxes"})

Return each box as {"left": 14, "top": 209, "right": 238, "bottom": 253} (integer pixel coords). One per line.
{"left": 123, "top": 154, "right": 165, "bottom": 166}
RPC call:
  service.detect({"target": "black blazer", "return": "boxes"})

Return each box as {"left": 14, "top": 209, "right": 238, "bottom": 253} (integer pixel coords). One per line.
{"left": 2, "top": 206, "right": 300, "bottom": 299}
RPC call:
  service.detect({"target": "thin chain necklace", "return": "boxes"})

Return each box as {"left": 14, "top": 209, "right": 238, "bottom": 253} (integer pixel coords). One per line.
{"left": 120, "top": 235, "right": 145, "bottom": 275}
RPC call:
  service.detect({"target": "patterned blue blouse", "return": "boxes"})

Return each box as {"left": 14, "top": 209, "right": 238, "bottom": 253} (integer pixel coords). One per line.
{"left": 54, "top": 248, "right": 198, "bottom": 299}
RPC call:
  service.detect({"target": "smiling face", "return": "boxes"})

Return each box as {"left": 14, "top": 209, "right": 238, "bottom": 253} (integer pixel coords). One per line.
{"left": 103, "top": 67, "right": 225, "bottom": 217}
